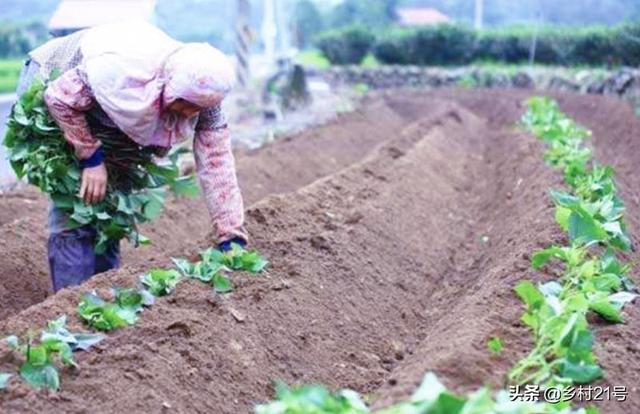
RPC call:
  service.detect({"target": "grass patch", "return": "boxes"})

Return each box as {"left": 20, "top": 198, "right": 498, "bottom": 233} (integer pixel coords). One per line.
{"left": 0, "top": 59, "right": 23, "bottom": 94}
{"left": 296, "top": 50, "right": 379, "bottom": 69}
{"left": 296, "top": 49, "right": 331, "bottom": 70}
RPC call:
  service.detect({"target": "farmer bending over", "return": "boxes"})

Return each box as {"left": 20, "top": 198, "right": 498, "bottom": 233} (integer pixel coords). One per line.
{"left": 17, "top": 22, "right": 247, "bottom": 292}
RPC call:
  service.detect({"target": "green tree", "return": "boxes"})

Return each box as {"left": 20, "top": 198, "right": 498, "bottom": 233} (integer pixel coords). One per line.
{"left": 293, "top": 0, "right": 324, "bottom": 48}
{"left": 330, "top": 0, "right": 398, "bottom": 29}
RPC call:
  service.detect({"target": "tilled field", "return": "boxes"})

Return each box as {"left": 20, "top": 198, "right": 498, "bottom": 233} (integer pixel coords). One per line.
{"left": 0, "top": 89, "right": 638, "bottom": 413}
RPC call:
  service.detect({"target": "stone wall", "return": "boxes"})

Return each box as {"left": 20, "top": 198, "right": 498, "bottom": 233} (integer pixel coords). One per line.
{"left": 321, "top": 66, "right": 640, "bottom": 107}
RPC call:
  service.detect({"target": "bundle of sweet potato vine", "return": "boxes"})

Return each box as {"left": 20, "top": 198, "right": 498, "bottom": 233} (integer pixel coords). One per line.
{"left": 3, "top": 76, "right": 199, "bottom": 253}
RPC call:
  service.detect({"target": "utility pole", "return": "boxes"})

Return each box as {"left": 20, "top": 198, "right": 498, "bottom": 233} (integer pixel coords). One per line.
{"left": 235, "top": 0, "right": 251, "bottom": 88}
{"left": 474, "top": 0, "right": 484, "bottom": 30}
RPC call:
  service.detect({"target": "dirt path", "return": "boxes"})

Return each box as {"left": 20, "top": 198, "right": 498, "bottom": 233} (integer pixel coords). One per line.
{"left": 0, "top": 90, "right": 638, "bottom": 413}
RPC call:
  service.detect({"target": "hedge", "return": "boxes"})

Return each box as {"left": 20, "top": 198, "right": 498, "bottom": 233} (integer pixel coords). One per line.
{"left": 316, "top": 25, "right": 375, "bottom": 65}
{"left": 316, "top": 22, "right": 640, "bottom": 67}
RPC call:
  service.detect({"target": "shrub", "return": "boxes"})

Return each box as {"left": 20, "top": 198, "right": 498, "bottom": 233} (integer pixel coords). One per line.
{"left": 315, "top": 25, "right": 375, "bottom": 65}
{"left": 410, "top": 24, "right": 475, "bottom": 66}
{"left": 475, "top": 29, "right": 531, "bottom": 63}
{"left": 373, "top": 30, "right": 411, "bottom": 65}
{"left": 374, "top": 24, "right": 476, "bottom": 66}
{"left": 613, "top": 21, "right": 640, "bottom": 66}
{"left": 366, "top": 22, "right": 639, "bottom": 67}
{"left": 567, "top": 27, "right": 615, "bottom": 65}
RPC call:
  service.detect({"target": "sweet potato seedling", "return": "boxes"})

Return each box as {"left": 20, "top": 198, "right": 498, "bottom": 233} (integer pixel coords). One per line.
{"left": 173, "top": 245, "right": 268, "bottom": 293}
{"left": 512, "top": 97, "right": 638, "bottom": 389}
{"left": 223, "top": 243, "right": 269, "bottom": 274}
{"left": 77, "top": 288, "right": 151, "bottom": 331}
{"left": 256, "top": 372, "right": 591, "bottom": 414}
{"left": 141, "top": 268, "right": 183, "bottom": 297}
{"left": 2, "top": 316, "right": 104, "bottom": 390}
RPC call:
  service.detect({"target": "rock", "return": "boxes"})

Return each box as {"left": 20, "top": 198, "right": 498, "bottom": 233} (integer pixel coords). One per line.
{"left": 512, "top": 72, "right": 535, "bottom": 89}
{"left": 547, "top": 76, "right": 580, "bottom": 92}
{"left": 229, "top": 307, "right": 246, "bottom": 323}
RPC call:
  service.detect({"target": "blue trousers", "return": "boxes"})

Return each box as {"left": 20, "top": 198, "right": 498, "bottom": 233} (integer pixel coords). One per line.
{"left": 47, "top": 207, "right": 121, "bottom": 292}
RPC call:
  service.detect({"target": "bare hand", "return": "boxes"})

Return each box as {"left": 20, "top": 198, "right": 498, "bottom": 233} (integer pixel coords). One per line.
{"left": 79, "top": 163, "right": 108, "bottom": 204}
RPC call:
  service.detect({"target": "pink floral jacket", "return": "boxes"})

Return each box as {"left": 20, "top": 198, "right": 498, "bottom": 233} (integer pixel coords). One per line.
{"left": 44, "top": 69, "right": 246, "bottom": 243}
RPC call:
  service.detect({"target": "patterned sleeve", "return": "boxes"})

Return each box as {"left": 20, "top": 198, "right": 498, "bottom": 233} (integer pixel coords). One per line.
{"left": 44, "top": 67, "right": 101, "bottom": 160}
{"left": 194, "top": 105, "right": 247, "bottom": 242}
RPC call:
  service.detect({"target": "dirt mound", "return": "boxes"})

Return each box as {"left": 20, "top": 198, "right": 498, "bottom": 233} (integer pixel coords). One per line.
{"left": 0, "top": 98, "right": 407, "bottom": 320}
{"left": 1, "top": 90, "right": 639, "bottom": 414}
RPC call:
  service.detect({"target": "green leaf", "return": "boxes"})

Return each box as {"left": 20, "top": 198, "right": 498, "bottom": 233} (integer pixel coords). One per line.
{"left": 531, "top": 246, "right": 564, "bottom": 269}
{"left": 568, "top": 208, "right": 607, "bottom": 244}
{"left": 514, "top": 281, "right": 544, "bottom": 310}
{"left": 142, "top": 198, "right": 163, "bottom": 220}
{"left": 169, "top": 175, "right": 201, "bottom": 198}
{"left": 608, "top": 291, "right": 637, "bottom": 307}
{"left": 172, "top": 257, "right": 195, "bottom": 276}
{"left": 555, "top": 206, "right": 571, "bottom": 231}
{"left": 550, "top": 189, "right": 579, "bottom": 207}
{"left": 4, "top": 335, "right": 19, "bottom": 349}
{"left": 113, "top": 288, "right": 143, "bottom": 310}
{"left": 72, "top": 333, "right": 105, "bottom": 352}
{"left": 141, "top": 268, "right": 182, "bottom": 297}
{"left": 20, "top": 362, "right": 59, "bottom": 390}
{"left": 0, "top": 373, "right": 12, "bottom": 390}
{"left": 487, "top": 336, "right": 503, "bottom": 355}
{"left": 429, "top": 393, "right": 466, "bottom": 414}
{"left": 411, "top": 372, "right": 446, "bottom": 404}
{"left": 26, "top": 344, "right": 48, "bottom": 366}
{"left": 558, "top": 359, "right": 603, "bottom": 384}
{"left": 589, "top": 300, "right": 623, "bottom": 323}
{"left": 51, "top": 194, "right": 75, "bottom": 209}
{"left": 213, "top": 274, "right": 233, "bottom": 293}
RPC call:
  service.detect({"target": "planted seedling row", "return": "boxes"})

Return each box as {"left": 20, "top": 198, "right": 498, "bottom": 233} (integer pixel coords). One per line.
{"left": 508, "top": 98, "right": 637, "bottom": 392}
{"left": 1, "top": 244, "right": 268, "bottom": 391}
{"left": 248, "top": 98, "right": 622, "bottom": 414}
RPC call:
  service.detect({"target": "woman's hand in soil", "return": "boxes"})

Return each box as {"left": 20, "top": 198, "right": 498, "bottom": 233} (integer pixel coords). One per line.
{"left": 79, "top": 163, "right": 108, "bottom": 204}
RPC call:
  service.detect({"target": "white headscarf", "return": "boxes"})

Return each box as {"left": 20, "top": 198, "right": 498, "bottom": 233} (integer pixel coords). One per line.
{"left": 80, "top": 21, "right": 236, "bottom": 147}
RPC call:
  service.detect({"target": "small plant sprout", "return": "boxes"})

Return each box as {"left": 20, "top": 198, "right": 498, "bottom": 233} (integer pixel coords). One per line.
{"left": 487, "top": 336, "right": 503, "bottom": 355}
{"left": 77, "top": 288, "right": 150, "bottom": 332}
{"left": 141, "top": 268, "right": 182, "bottom": 297}
{"left": 222, "top": 243, "right": 269, "bottom": 274}
{"left": 172, "top": 244, "right": 268, "bottom": 294}
{"left": 2, "top": 316, "right": 104, "bottom": 390}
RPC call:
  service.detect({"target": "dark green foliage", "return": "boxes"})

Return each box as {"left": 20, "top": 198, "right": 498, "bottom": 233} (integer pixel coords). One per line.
{"left": 316, "top": 25, "right": 375, "bottom": 65}
{"left": 613, "top": 21, "right": 640, "bottom": 66}
{"left": 0, "top": 21, "right": 48, "bottom": 58}
{"left": 375, "top": 24, "right": 475, "bottom": 66}
{"left": 366, "top": 23, "right": 639, "bottom": 67}
{"left": 329, "top": 0, "right": 397, "bottom": 29}
{"left": 293, "top": 0, "right": 324, "bottom": 48}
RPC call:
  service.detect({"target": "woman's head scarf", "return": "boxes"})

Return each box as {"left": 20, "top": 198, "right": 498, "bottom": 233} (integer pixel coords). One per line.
{"left": 80, "top": 21, "right": 235, "bottom": 147}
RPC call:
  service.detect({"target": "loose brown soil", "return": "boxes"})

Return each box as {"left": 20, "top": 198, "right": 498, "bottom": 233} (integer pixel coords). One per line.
{"left": 0, "top": 89, "right": 638, "bottom": 413}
